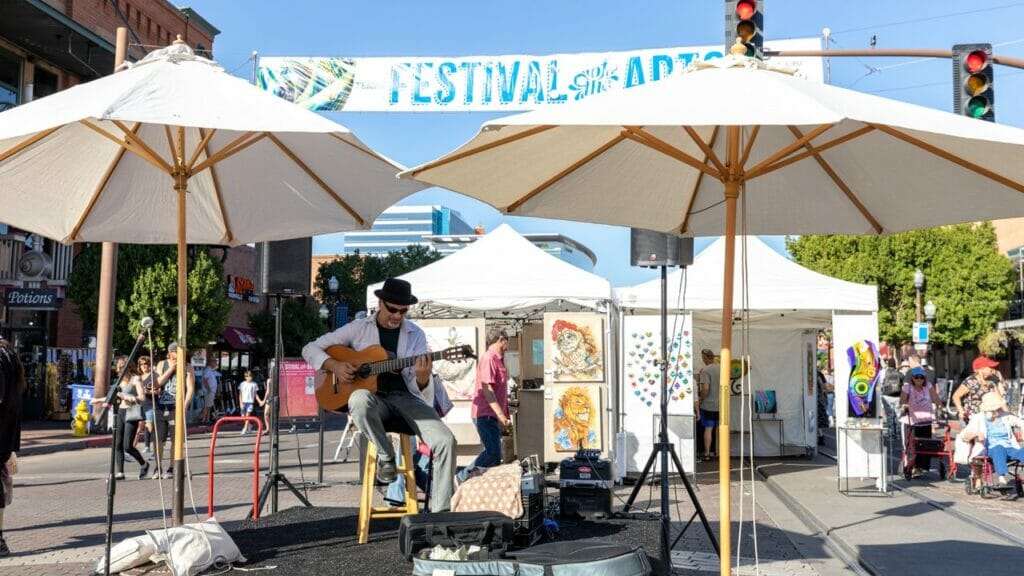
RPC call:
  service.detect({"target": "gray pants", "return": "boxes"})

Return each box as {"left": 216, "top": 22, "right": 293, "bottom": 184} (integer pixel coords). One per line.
{"left": 349, "top": 389, "right": 457, "bottom": 513}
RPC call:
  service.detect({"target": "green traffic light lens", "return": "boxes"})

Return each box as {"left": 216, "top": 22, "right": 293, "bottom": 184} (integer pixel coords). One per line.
{"left": 967, "top": 96, "right": 990, "bottom": 118}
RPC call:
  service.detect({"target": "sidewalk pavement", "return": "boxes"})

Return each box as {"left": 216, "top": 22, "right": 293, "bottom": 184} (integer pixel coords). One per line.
{"left": 16, "top": 418, "right": 231, "bottom": 457}
{"left": 757, "top": 457, "right": 1024, "bottom": 576}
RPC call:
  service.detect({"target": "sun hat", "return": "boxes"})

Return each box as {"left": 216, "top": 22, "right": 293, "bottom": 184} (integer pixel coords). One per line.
{"left": 979, "top": 391, "right": 1004, "bottom": 412}
{"left": 972, "top": 356, "right": 999, "bottom": 372}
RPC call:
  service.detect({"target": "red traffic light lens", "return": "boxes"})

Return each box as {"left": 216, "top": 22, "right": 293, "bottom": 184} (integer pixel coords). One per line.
{"left": 965, "top": 50, "right": 988, "bottom": 73}
{"left": 736, "top": 0, "right": 756, "bottom": 20}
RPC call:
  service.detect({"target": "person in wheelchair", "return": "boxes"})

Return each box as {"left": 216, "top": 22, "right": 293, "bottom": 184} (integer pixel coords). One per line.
{"left": 960, "top": 392, "right": 1024, "bottom": 488}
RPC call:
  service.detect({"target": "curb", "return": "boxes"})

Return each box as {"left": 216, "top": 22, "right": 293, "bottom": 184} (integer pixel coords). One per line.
{"left": 755, "top": 463, "right": 878, "bottom": 576}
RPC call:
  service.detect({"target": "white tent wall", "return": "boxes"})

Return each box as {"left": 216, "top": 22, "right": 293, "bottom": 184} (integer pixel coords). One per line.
{"left": 833, "top": 311, "right": 884, "bottom": 481}
{"left": 693, "top": 323, "right": 811, "bottom": 457}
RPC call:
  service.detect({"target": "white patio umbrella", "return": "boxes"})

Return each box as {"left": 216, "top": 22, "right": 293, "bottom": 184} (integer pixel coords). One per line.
{"left": 401, "top": 47, "right": 1024, "bottom": 575}
{"left": 0, "top": 40, "right": 424, "bottom": 525}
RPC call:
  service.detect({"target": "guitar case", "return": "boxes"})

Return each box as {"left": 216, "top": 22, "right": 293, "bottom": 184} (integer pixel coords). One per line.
{"left": 411, "top": 539, "right": 652, "bottom": 576}
{"left": 399, "top": 511, "right": 514, "bottom": 560}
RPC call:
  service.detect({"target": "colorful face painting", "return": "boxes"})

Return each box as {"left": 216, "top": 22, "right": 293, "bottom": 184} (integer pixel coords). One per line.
{"left": 549, "top": 318, "right": 604, "bottom": 382}
{"left": 552, "top": 384, "right": 601, "bottom": 452}
{"left": 847, "top": 340, "right": 880, "bottom": 417}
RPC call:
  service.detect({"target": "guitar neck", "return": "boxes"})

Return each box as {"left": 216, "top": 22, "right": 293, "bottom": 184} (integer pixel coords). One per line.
{"left": 369, "top": 350, "right": 446, "bottom": 375}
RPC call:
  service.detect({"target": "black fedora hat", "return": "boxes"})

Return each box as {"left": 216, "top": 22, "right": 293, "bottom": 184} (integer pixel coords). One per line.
{"left": 374, "top": 278, "right": 418, "bottom": 306}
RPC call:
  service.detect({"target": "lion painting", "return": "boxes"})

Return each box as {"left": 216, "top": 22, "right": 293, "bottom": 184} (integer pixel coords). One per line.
{"left": 552, "top": 385, "right": 600, "bottom": 452}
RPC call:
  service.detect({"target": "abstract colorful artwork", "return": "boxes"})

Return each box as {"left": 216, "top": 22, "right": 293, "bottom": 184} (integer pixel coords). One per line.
{"left": 623, "top": 322, "right": 693, "bottom": 411}
{"left": 544, "top": 314, "right": 604, "bottom": 382}
{"left": 257, "top": 57, "right": 356, "bottom": 111}
{"left": 551, "top": 383, "right": 602, "bottom": 452}
{"left": 754, "top": 390, "right": 778, "bottom": 414}
{"left": 847, "top": 340, "right": 881, "bottom": 417}
{"left": 423, "top": 325, "right": 479, "bottom": 401}
{"left": 729, "top": 357, "right": 749, "bottom": 395}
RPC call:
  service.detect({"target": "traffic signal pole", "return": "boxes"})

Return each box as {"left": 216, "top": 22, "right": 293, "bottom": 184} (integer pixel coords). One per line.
{"left": 765, "top": 48, "right": 1024, "bottom": 70}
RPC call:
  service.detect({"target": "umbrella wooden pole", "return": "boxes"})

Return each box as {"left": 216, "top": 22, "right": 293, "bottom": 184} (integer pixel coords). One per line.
{"left": 173, "top": 126, "right": 188, "bottom": 527}
{"left": 718, "top": 127, "right": 741, "bottom": 576}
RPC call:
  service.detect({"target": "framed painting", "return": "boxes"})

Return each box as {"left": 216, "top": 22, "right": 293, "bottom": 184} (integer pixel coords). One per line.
{"left": 549, "top": 383, "right": 602, "bottom": 452}
{"left": 543, "top": 312, "right": 604, "bottom": 383}
{"left": 420, "top": 319, "right": 485, "bottom": 401}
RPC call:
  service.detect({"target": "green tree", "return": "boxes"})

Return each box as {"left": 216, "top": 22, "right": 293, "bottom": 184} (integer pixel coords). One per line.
{"left": 313, "top": 245, "right": 442, "bottom": 314}
{"left": 786, "top": 223, "right": 1016, "bottom": 348}
{"left": 247, "top": 299, "right": 325, "bottom": 358}
{"left": 116, "top": 248, "right": 231, "bottom": 352}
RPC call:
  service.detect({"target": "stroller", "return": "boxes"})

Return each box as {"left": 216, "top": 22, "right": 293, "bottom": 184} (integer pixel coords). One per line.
{"left": 898, "top": 410, "right": 953, "bottom": 481}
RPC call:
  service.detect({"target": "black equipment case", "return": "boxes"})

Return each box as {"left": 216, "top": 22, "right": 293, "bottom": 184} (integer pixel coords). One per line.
{"left": 399, "top": 511, "right": 514, "bottom": 560}
{"left": 412, "top": 539, "right": 652, "bottom": 576}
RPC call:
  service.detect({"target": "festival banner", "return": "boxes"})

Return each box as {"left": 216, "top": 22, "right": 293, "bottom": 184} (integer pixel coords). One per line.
{"left": 257, "top": 37, "right": 822, "bottom": 112}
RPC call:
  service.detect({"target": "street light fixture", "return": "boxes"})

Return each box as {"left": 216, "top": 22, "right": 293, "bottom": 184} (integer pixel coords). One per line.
{"left": 924, "top": 300, "right": 936, "bottom": 322}
{"left": 327, "top": 275, "right": 339, "bottom": 297}
{"left": 318, "top": 304, "right": 329, "bottom": 320}
{"left": 913, "top": 269, "right": 925, "bottom": 323}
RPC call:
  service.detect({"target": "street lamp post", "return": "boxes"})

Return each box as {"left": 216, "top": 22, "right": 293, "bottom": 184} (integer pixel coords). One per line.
{"left": 913, "top": 269, "right": 925, "bottom": 324}
{"left": 327, "top": 275, "right": 339, "bottom": 330}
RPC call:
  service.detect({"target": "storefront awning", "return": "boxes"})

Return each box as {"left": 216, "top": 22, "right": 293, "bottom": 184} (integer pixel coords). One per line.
{"left": 219, "top": 326, "right": 257, "bottom": 350}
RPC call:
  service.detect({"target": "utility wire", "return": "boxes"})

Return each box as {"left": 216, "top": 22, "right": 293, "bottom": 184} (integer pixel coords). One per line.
{"left": 795, "top": 1, "right": 1024, "bottom": 38}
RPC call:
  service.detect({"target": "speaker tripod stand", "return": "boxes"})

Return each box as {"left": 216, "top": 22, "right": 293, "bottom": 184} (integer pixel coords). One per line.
{"left": 249, "top": 294, "right": 312, "bottom": 519}
{"left": 620, "top": 265, "right": 719, "bottom": 559}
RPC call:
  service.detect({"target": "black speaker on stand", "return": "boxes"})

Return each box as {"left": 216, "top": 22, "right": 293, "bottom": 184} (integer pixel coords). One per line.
{"left": 249, "top": 237, "right": 314, "bottom": 519}
{"left": 621, "top": 229, "right": 718, "bottom": 562}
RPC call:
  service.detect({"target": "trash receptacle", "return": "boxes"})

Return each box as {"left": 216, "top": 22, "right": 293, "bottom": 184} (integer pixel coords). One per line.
{"left": 69, "top": 384, "right": 94, "bottom": 410}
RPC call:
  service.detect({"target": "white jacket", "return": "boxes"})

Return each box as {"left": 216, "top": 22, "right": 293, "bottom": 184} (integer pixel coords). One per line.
{"left": 961, "top": 413, "right": 1022, "bottom": 451}
{"left": 301, "top": 312, "right": 430, "bottom": 406}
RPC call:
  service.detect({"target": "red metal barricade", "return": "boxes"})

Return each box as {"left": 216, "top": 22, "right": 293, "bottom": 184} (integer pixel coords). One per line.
{"left": 208, "top": 416, "right": 263, "bottom": 519}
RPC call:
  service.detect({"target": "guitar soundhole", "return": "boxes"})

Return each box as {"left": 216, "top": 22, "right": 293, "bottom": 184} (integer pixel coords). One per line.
{"left": 357, "top": 364, "right": 373, "bottom": 379}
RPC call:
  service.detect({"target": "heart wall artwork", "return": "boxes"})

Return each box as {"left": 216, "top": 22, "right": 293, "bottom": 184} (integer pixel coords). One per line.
{"left": 622, "top": 314, "right": 694, "bottom": 416}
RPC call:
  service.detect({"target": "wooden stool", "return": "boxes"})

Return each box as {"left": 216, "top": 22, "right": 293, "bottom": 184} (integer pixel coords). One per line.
{"left": 357, "top": 430, "right": 418, "bottom": 544}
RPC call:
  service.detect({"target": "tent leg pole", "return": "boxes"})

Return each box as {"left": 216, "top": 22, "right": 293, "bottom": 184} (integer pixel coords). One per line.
{"left": 719, "top": 127, "right": 741, "bottom": 576}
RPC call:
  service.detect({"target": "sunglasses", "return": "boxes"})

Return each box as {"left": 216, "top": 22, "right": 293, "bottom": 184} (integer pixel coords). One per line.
{"left": 912, "top": 375, "right": 926, "bottom": 380}
{"left": 382, "top": 302, "right": 410, "bottom": 315}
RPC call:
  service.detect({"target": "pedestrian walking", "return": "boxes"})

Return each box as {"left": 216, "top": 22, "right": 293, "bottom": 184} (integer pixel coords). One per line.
{"left": 238, "top": 371, "right": 259, "bottom": 435}
{"left": 457, "top": 326, "right": 511, "bottom": 483}
{"left": 0, "top": 338, "right": 25, "bottom": 557}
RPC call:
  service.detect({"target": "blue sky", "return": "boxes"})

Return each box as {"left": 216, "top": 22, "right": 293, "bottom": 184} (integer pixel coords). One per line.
{"left": 186, "top": 1, "right": 1024, "bottom": 285}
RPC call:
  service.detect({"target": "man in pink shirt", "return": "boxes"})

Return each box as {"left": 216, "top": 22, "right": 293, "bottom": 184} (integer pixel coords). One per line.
{"left": 457, "top": 326, "right": 510, "bottom": 483}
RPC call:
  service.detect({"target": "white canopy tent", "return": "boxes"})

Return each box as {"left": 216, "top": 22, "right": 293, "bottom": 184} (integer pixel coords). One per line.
{"left": 366, "top": 223, "right": 613, "bottom": 315}
{"left": 615, "top": 236, "right": 878, "bottom": 459}
{"left": 616, "top": 236, "right": 877, "bottom": 325}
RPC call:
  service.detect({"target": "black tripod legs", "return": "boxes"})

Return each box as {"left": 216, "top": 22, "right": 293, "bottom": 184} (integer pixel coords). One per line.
{"left": 249, "top": 473, "right": 313, "bottom": 520}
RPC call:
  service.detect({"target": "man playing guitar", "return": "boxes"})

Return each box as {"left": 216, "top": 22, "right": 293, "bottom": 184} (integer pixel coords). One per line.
{"left": 302, "top": 278, "right": 457, "bottom": 513}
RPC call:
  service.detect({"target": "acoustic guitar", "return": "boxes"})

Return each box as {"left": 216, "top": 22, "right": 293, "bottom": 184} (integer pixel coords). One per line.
{"left": 314, "top": 344, "right": 475, "bottom": 411}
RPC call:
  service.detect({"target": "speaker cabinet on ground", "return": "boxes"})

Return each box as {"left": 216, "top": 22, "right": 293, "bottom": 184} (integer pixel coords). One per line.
{"left": 256, "top": 238, "right": 312, "bottom": 295}
{"left": 629, "top": 229, "right": 694, "bottom": 268}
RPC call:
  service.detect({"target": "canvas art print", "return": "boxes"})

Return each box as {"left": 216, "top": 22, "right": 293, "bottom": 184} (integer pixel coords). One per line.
{"left": 545, "top": 314, "right": 604, "bottom": 382}
{"left": 623, "top": 320, "right": 693, "bottom": 412}
{"left": 847, "top": 339, "right": 880, "bottom": 417}
{"left": 754, "top": 390, "right": 777, "bottom": 414}
{"left": 424, "top": 325, "right": 479, "bottom": 401}
{"left": 551, "top": 383, "right": 602, "bottom": 452}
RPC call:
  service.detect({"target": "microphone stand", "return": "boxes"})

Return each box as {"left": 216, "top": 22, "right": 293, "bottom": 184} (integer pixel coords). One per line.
{"left": 95, "top": 328, "right": 149, "bottom": 576}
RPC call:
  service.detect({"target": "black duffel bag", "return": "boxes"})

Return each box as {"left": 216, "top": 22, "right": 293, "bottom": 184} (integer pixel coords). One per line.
{"left": 399, "top": 511, "right": 514, "bottom": 560}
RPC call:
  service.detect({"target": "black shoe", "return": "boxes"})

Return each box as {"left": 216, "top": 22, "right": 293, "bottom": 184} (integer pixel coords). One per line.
{"left": 376, "top": 459, "right": 397, "bottom": 484}
{"left": 139, "top": 463, "right": 149, "bottom": 480}
{"left": 0, "top": 537, "right": 9, "bottom": 557}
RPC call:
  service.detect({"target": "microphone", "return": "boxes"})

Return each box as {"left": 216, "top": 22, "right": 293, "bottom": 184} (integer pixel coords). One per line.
{"left": 136, "top": 316, "right": 154, "bottom": 342}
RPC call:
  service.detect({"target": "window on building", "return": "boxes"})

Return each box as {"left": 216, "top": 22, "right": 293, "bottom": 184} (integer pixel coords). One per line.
{"left": 147, "top": 17, "right": 152, "bottom": 36}
{"left": 33, "top": 67, "right": 58, "bottom": 100}
{"left": 0, "top": 47, "right": 21, "bottom": 109}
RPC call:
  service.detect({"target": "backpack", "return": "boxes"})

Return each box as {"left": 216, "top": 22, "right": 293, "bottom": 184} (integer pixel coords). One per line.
{"left": 881, "top": 370, "right": 903, "bottom": 397}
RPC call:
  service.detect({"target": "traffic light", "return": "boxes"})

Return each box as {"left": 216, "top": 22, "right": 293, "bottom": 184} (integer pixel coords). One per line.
{"left": 952, "top": 43, "right": 994, "bottom": 122}
{"left": 725, "top": 0, "right": 764, "bottom": 58}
